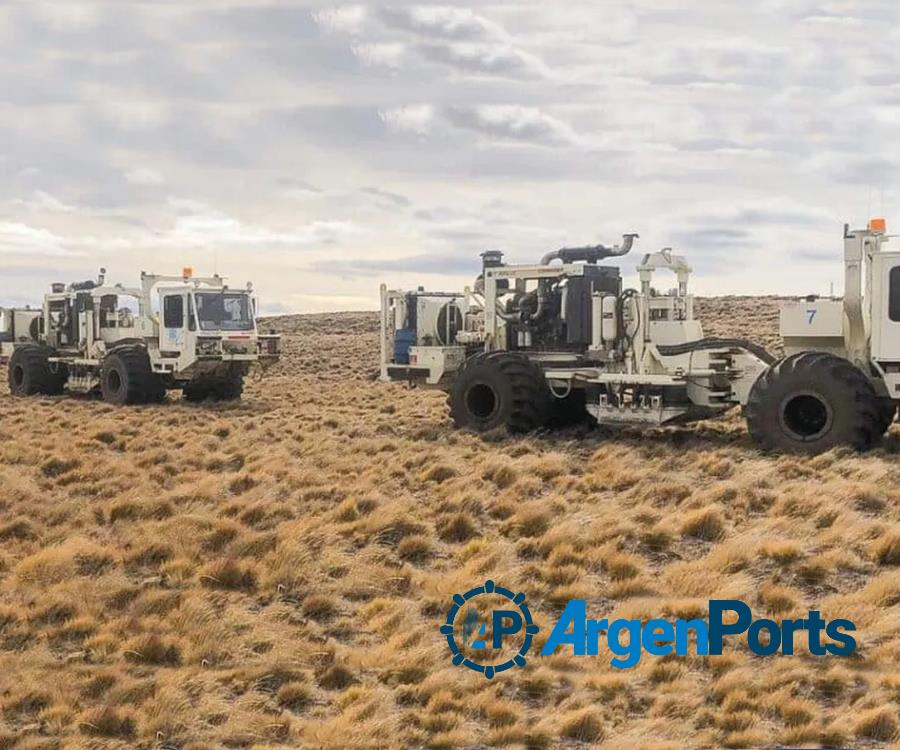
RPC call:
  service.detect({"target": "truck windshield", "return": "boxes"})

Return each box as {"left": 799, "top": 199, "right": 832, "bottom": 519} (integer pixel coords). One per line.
{"left": 194, "top": 292, "right": 254, "bottom": 331}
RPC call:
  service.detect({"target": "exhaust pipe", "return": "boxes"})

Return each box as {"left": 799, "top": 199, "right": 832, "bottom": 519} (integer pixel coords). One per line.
{"left": 541, "top": 233, "right": 638, "bottom": 265}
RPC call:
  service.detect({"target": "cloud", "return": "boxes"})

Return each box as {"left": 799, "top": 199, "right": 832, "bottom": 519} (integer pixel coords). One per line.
{"left": 94, "top": 100, "right": 170, "bottom": 130}
{"left": 380, "top": 103, "right": 582, "bottom": 146}
{"left": 280, "top": 179, "right": 324, "bottom": 199}
{"left": 671, "top": 198, "right": 836, "bottom": 239}
{"left": 313, "top": 252, "right": 479, "bottom": 278}
{"left": 319, "top": 4, "right": 544, "bottom": 79}
{"left": 421, "top": 41, "right": 544, "bottom": 77}
{"left": 360, "top": 187, "right": 411, "bottom": 208}
{"left": 379, "top": 6, "right": 506, "bottom": 41}
{"left": 0, "top": 222, "right": 76, "bottom": 256}
{"left": 794, "top": 247, "right": 840, "bottom": 263}
{"left": 313, "top": 5, "right": 367, "bottom": 34}
{"left": 379, "top": 104, "right": 435, "bottom": 136}
{"left": 27, "top": 2, "right": 102, "bottom": 32}
{"left": 831, "top": 156, "right": 900, "bottom": 185}
{"left": 654, "top": 196, "right": 843, "bottom": 278}
{"left": 168, "top": 206, "right": 362, "bottom": 248}
{"left": 673, "top": 226, "right": 755, "bottom": 250}
{"left": 12, "top": 190, "right": 77, "bottom": 213}
{"left": 732, "top": 202, "right": 832, "bottom": 227}
{"left": 638, "top": 39, "right": 791, "bottom": 88}
{"left": 2, "top": 1, "right": 899, "bottom": 305}
{"left": 125, "top": 167, "right": 165, "bottom": 186}
{"left": 447, "top": 105, "right": 578, "bottom": 145}
{"left": 259, "top": 300, "right": 292, "bottom": 315}
{"left": 352, "top": 42, "right": 407, "bottom": 69}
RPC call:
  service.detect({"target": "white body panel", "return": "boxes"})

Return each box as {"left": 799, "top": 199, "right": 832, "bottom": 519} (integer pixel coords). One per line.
{"left": 379, "top": 285, "right": 478, "bottom": 382}
{"left": 647, "top": 319, "right": 703, "bottom": 346}
{"left": 1, "top": 307, "right": 41, "bottom": 362}
{"left": 780, "top": 298, "right": 846, "bottom": 357}
{"left": 871, "top": 252, "right": 900, "bottom": 362}
{"left": 408, "top": 346, "right": 466, "bottom": 385}
{"left": 163, "top": 326, "right": 186, "bottom": 349}
{"left": 416, "top": 296, "right": 463, "bottom": 346}
{"left": 601, "top": 295, "right": 618, "bottom": 344}
{"left": 0, "top": 308, "right": 41, "bottom": 342}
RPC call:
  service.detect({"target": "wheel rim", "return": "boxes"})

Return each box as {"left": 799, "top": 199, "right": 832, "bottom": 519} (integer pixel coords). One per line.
{"left": 780, "top": 391, "right": 832, "bottom": 442}
{"left": 106, "top": 369, "right": 123, "bottom": 394}
{"left": 12, "top": 365, "right": 25, "bottom": 388}
{"left": 466, "top": 382, "right": 499, "bottom": 420}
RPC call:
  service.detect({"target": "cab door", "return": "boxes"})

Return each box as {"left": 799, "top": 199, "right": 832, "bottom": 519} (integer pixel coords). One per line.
{"left": 872, "top": 254, "right": 900, "bottom": 362}
{"left": 161, "top": 294, "right": 186, "bottom": 352}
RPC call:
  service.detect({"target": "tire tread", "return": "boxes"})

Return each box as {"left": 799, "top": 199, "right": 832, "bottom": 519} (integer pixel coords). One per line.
{"left": 102, "top": 345, "right": 164, "bottom": 405}
{"left": 8, "top": 343, "right": 66, "bottom": 396}
{"left": 746, "top": 352, "right": 880, "bottom": 453}
{"left": 448, "top": 351, "right": 550, "bottom": 432}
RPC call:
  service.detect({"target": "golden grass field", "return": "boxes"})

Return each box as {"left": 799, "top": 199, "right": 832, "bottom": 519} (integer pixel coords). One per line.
{"left": 2, "top": 296, "right": 900, "bottom": 750}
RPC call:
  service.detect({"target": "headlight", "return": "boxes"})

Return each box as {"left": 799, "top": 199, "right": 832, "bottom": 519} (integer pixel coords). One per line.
{"left": 223, "top": 341, "right": 251, "bottom": 354}
{"left": 197, "top": 338, "right": 221, "bottom": 355}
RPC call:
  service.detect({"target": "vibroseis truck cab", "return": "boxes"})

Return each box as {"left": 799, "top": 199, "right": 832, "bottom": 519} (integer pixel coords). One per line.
{"left": 380, "top": 220, "right": 900, "bottom": 455}
{"left": 2, "top": 268, "right": 280, "bottom": 404}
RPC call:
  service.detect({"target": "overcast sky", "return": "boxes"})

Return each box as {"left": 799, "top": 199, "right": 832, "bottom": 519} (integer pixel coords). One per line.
{"left": 2, "top": 1, "right": 899, "bottom": 312}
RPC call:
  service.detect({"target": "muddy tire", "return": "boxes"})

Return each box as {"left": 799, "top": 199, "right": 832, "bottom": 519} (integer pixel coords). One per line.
{"left": 8, "top": 344, "right": 66, "bottom": 396}
{"left": 182, "top": 383, "right": 209, "bottom": 403}
{"left": 100, "top": 346, "right": 162, "bottom": 405}
{"left": 211, "top": 370, "right": 244, "bottom": 401}
{"left": 877, "top": 398, "right": 896, "bottom": 435}
{"left": 745, "top": 352, "right": 881, "bottom": 454}
{"left": 183, "top": 370, "right": 243, "bottom": 403}
{"left": 144, "top": 376, "right": 167, "bottom": 404}
{"left": 448, "top": 351, "right": 550, "bottom": 433}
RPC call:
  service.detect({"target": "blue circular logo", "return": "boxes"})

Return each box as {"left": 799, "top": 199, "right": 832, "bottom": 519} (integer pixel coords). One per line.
{"left": 440, "top": 579, "right": 538, "bottom": 679}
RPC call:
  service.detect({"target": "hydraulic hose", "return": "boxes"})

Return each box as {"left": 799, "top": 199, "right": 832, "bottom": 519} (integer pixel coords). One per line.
{"left": 655, "top": 337, "right": 776, "bottom": 365}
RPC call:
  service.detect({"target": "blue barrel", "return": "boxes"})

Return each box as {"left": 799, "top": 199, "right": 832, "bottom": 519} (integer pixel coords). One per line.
{"left": 394, "top": 328, "right": 417, "bottom": 364}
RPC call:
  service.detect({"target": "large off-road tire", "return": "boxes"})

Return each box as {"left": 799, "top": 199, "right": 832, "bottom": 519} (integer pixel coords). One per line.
{"left": 877, "top": 398, "right": 897, "bottom": 435}
{"left": 8, "top": 344, "right": 66, "bottom": 396}
{"left": 182, "top": 383, "right": 209, "bottom": 403}
{"left": 448, "top": 351, "right": 551, "bottom": 433}
{"left": 211, "top": 369, "right": 244, "bottom": 401}
{"left": 182, "top": 369, "right": 244, "bottom": 403}
{"left": 100, "top": 346, "right": 164, "bottom": 405}
{"left": 144, "top": 376, "right": 167, "bottom": 404}
{"left": 745, "top": 352, "right": 881, "bottom": 454}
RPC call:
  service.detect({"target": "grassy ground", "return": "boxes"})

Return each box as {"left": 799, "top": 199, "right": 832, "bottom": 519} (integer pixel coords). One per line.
{"left": 1, "top": 298, "right": 900, "bottom": 750}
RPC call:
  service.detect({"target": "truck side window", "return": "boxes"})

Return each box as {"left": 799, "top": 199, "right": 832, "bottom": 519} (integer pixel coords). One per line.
{"left": 891, "top": 267, "right": 900, "bottom": 322}
{"left": 163, "top": 296, "right": 184, "bottom": 328}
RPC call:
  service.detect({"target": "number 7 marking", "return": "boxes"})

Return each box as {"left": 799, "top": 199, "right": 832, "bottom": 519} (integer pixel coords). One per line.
{"left": 807, "top": 309, "right": 817, "bottom": 324}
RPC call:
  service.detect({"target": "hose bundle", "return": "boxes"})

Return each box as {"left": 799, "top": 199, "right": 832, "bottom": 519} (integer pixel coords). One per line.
{"left": 656, "top": 337, "right": 776, "bottom": 365}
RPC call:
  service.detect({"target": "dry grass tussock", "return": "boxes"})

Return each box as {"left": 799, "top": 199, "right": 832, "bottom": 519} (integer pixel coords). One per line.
{"left": 1, "top": 297, "right": 900, "bottom": 748}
